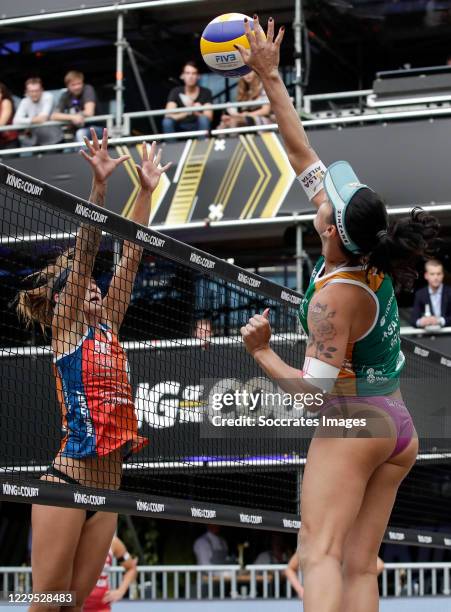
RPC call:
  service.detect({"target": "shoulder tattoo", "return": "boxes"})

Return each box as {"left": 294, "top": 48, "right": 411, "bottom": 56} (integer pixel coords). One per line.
{"left": 307, "top": 300, "right": 339, "bottom": 360}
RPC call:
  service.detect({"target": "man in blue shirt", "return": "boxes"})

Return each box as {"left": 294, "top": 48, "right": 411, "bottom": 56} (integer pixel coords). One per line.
{"left": 411, "top": 259, "right": 451, "bottom": 328}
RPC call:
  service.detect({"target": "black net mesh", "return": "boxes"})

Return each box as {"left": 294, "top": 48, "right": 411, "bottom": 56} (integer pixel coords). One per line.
{"left": 1, "top": 163, "right": 451, "bottom": 540}
{"left": 0, "top": 167, "right": 305, "bottom": 523}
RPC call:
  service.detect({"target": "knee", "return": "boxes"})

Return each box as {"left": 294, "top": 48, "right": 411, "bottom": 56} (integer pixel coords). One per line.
{"left": 75, "top": 127, "right": 89, "bottom": 142}
{"left": 162, "top": 117, "right": 175, "bottom": 133}
{"left": 197, "top": 115, "right": 211, "bottom": 131}
{"left": 298, "top": 524, "right": 343, "bottom": 572}
{"left": 343, "top": 554, "right": 378, "bottom": 580}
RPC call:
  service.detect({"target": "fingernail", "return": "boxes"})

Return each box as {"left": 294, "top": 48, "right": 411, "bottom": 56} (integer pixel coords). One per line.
{"left": 253, "top": 14, "right": 257, "bottom": 19}
{"left": 269, "top": 17, "right": 273, "bottom": 21}
{"left": 281, "top": 25, "right": 285, "bottom": 30}
{"left": 244, "top": 17, "right": 248, "bottom": 22}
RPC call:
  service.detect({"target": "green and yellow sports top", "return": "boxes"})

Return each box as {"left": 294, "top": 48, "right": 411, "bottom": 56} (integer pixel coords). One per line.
{"left": 298, "top": 256, "right": 405, "bottom": 395}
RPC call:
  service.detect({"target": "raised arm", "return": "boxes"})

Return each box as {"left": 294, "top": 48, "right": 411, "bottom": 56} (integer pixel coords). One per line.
{"left": 103, "top": 141, "right": 172, "bottom": 334}
{"left": 235, "top": 16, "right": 326, "bottom": 209}
{"left": 52, "top": 128, "right": 129, "bottom": 343}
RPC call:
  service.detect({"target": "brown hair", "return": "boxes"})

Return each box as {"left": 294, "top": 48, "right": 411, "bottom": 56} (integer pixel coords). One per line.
{"left": 182, "top": 61, "right": 199, "bottom": 73}
{"left": 425, "top": 258, "right": 443, "bottom": 271}
{"left": 0, "top": 82, "right": 14, "bottom": 104}
{"left": 16, "top": 249, "right": 73, "bottom": 332}
{"left": 237, "top": 72, "right": 262, "bottom": 102}
{"left": 64, "top": 70, "right": 84, "bottom": 86}
{"left": 25, "top": 77, "right": 43, "bottom": 89}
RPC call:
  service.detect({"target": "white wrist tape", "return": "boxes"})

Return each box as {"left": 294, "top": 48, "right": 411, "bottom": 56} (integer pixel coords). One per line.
{"left": 302, "top": 356, "right": 340, "bottom": 392}
{"left": 297, "top": 160, "right": 327, "bottom": 201}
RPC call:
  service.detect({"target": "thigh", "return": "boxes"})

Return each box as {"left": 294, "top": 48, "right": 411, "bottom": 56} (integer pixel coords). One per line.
{"left": 31, "top": 504, "right": 86, "bottom": 592}
{"left": 69, "top": 512, "right": 118, "bottom": 607}
{"left": 343, "top": 437, "right": 418, "bottom": 568}
{"left": 300, "top": 436, "right": 394, "bottom": 554}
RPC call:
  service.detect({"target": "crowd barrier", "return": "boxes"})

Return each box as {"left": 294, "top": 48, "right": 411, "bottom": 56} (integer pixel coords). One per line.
{"left": 1, "top": 563, "right": 450, "bottom": 601}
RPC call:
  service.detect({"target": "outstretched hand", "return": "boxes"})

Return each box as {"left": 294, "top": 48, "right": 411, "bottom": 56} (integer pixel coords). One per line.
{"left": 234, "top": 15, "right": 285, "bottom": 78}
{"left": 80, "top": 128, "right": 129, "bottom": 183}
{"left": 240, "top": 308, "right": 272, "bottom": 356}
{"left": 136, "top": 141, "right": 172, "bottom": 192}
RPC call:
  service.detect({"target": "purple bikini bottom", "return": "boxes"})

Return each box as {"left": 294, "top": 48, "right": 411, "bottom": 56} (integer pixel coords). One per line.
{"left": 321, "top": 395, "right": 415, "bottom": 458}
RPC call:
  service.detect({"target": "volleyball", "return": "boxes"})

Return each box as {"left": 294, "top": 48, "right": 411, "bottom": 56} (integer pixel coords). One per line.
{"left": 200, "top": 13, "right": 254, "bottom": 77}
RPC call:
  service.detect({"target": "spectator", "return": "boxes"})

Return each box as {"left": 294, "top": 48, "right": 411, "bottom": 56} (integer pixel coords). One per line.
{"left": 83, "top": 535, "right": 138, "bottom": 612}
{"left": 13, "top": 78, "right": 63, "bottom": 146}
{"left": 254, "top": 534, "right": 289, "bottom": 564}
{"left": 411, "top": 259, "right": 451, "bottom": 328}
{"left": 194, "top": 318, "right": 213, "bottom": 348}
{"left": 217, "top": 71, "right": 271, "bottom": 130}
{"left": 51, "top": 70, "right": 102, "bottom": 142}
{"left": 193, "top": 525, "right": 228, "bottom": 565}
{"left": 163, "top": 62, "right": 212, "bottom": 134}
{"left": 0, "top": 82, "right": 19, "bottom": 149}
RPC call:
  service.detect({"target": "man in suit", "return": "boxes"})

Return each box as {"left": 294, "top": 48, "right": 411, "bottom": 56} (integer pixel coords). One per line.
{"left": 411, "top": 259, "right": 451, "bottom": 328}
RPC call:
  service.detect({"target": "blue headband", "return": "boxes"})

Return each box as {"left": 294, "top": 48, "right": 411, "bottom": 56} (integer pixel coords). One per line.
{"left": 323, "top": 161, "right": 369, "bottom": 255}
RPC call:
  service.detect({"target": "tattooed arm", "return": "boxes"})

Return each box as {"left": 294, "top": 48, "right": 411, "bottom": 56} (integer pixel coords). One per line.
{"left": 304, "top": 287, "right": 350, "bottom": 370}
{"left": 241, "top": 285, "right": 368, "bottom": 397}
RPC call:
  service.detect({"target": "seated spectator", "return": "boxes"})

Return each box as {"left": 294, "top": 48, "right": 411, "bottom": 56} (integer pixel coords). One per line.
{"left": 13, "top": 78, "right": 63, "bottom": 146}
{"left": 0, "top": 82, "right": 19, "bottom": 150}
{"left": 411, "top": 259, "right": 451, "bottom": 328}
{"left": 254, "top": 534, "right": 289, "bottom": 565}
{"left": 163, "top": 62, "right": 212, "bottom": 134}
{"left": 51, "top": 70, "right": 102, "bottom": 142}
{"left": 217, "top": 71, "right": 272, "bottom": 130}
{"left": 193, "top": 525, "right": 228, "bottom": 565}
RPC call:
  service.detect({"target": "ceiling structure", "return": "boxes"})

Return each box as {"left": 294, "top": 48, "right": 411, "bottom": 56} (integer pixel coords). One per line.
{"left": 2, "top": 1, "right": 451, "bottom": 106}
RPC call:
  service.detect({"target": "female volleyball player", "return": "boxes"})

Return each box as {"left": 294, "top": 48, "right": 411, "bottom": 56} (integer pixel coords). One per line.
{"left": 17, "top": 128, "right": 171, "bottom": 612}
{"left": 237, "top": 17, "right": 439, "bottom": 612}
{"left": 83, "top": 535, "right": 137, "bottom": 612}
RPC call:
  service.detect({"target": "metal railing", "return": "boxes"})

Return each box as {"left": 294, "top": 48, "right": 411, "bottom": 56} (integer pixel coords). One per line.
{"left": 0, "top": 114, "right": 113, "bottom": 134}
{"left": 4, "top": 104, "right": 451, "bottom": 158}
{"left": 1, "top": 563, "right": 450, "bottom": 600}
{"left": 4, "top": 88, "right": 451, "bottom": 157}
{"left": 303, "top": 89, "right": 373, "bottom": 114}
{"left": 0, "top": 99, "right": 269, "bottom": 137}
{"left": 400, "top": 326, "right": 451, "bottom": 336}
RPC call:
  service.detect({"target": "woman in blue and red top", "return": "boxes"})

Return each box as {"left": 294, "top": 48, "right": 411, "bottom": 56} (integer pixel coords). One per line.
{"left": 17, "top": 128, "right": 171, "bottom": 612}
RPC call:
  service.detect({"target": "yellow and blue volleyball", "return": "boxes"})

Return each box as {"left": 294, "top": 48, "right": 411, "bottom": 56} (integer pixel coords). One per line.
{"left": 200, "top": 13, "right": 253, "bottom": 77}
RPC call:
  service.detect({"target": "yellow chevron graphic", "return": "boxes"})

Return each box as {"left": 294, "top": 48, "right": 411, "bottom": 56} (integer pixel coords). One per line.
{"left": 260, "top": 133, "right": 296, "bottom": 218}
{"left": 239, "top": 135, "right": 271, "bottom": 219}
{"left": 222, "top": 148, "right": 247, "bottom": 210}
{"left": 166, "top": 139, "right": 214, "bottom": 224}
{"left": 117, "top": 145, "right": 141, "bottom": 218}
{"left": 213, "top": 142, "right": 241, "bottom": 206}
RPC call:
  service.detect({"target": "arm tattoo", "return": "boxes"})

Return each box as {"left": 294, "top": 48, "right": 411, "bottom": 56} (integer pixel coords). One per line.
{"left": 307, "top": 300, "right": 339, "bottom": 360}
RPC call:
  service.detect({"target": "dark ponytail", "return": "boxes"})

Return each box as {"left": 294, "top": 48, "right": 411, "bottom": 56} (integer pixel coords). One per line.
{"left": 345, "top": 189, "right": 440, "bottom": 290}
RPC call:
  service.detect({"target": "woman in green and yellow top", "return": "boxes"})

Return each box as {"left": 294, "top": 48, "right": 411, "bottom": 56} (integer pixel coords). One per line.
{"left": 236, "top": 15, "right": 439, "bottom": 612}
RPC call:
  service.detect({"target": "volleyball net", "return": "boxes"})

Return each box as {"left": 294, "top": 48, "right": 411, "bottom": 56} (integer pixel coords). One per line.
{"left": 0, "top": 162, "right": 450, "bottom": 548}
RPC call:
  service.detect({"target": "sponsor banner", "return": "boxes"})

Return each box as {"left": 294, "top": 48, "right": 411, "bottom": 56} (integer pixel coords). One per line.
{"left": 5, "top": 172, "right": 44, "bottom": 197}
{"left": 74, "top": 202, "right": 108, "bottom": 224}
{"left": 402, "top": 337, "right": 451, "bottom": 368}
{"left": 1, "top": 477, "right": 450, "bottom": 546}
{"left": 2, "top": 482, "right": 39, "bottom": 498}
